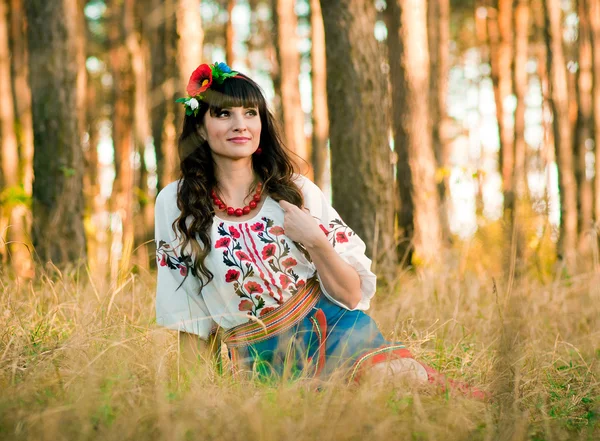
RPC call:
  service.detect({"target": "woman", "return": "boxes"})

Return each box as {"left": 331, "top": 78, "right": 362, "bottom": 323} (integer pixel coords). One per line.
{"left": 155, "top": 62, "right": 483, "bottom": 396}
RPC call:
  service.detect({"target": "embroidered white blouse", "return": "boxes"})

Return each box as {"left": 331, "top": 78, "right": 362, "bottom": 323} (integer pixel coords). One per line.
{"left": 154, "top": 174, "right": 377, "bottom": 340}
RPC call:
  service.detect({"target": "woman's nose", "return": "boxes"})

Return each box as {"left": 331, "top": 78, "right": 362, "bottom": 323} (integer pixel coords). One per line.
{"left": 232, "top": 112, "right": 247, "bottom": 131}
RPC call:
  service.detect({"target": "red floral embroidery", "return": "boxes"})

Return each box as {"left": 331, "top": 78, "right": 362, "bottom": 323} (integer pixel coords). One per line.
{"left": 269, "top": 226, "right": 285, "bottom": 235}
{"left": 260, "top": 307, "right": 276, "bottom": 317}
{"left": 238, "top": 300, "right": 253, "bottom": 311}
{"left": 244, "top": 281, "right": 264, "bottom": 294}
{"left": 326, "top": 218, "right": 354, "bottom": 247}
{"left": 261, "top": 244, "right": 276, "bottom": 259}
{"left": 215, "top": 237, "right": 231, "bottom": 248}
{"left": 225, "top": 269, "right": 240, "bottom": 283}
{"left": 228, "top": 226, "right": 241, "bottom": 239}
{"left": 282, "top": 257, "right": 297, "bottom": 269}
{"left": 319, "top": 224, "right": 329, "bottom": 235}
{"left": 156, "top": 240, "right": 193, "bottom": 284}
{"left": 215, "top": 217, "right": 311, "bottom": 316}
{"left": 235, "top": 250, "right": 250, "bottom": 261}
{"left": 279, "top": 274, "right": 291, "bottom": 289}
{"left": 335, "top": 231, "right": 349, "bottom": 243}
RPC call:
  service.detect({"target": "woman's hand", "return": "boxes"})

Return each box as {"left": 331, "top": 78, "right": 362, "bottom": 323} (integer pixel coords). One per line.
{"left": 278, "top": 200, "right": 328, "bottom": 249}
{"left": 279, "top": 200, "right": 362, "bottom": 309}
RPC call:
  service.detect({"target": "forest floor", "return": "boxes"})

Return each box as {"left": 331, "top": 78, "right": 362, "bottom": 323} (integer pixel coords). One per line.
{"left": 0, "top": 255, "right": 598, "bottom": 441}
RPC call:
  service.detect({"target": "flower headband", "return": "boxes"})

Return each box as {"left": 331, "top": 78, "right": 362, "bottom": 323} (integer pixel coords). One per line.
{"left": 175, "top": 62, "right": 239, "bottom": 117}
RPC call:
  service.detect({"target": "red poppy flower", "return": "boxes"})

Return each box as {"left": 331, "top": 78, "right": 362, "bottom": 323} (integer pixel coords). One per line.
{"left": 282, "top": 257, "right": 297, "bottom": 269}
{"left": 229, "top": 226, "right": 240, "bottom": 239}
{"left": 261, "top": 244, "right": 276, "bottom": 259}
{"left": 260, "top": 307, "right": 276, "bottom": 317}
{"left": 179, "top": 266, "right": 188, "bottom": 276}
{"left": 296, "top": 280, "right": 306, "bottom": 288}
{"left": 279, "top": 274, "right": 291, "bottom": 289}
{"left": 187, "top": 64, "right": 213, "bottom": 96}
{"left": 251, "top": 222, "right": 265, "bottom": 232}
{"left": 269, "top": 226, "right": 285, "bottom": 236}
{"left": 319, "top": 224, "right": 329, "bottom": 236}
{"left": 238, "top": 300, "right": 253, "bottom": 312}
{"left": 225, "top": 269, "right": 240, "bottom": 283}
{"left": 215, "top": 237, "right": 231, "bottom": 248}
{"left": 235, "top": 250, "right": 250, "bottom": 261}
{"left": 244, "top": 281, "right": 264, "bottom": 294}
{"left": 335, "top": 231, "right": 349, "bottom": 243}
{"left": 159, "top": 254, "right": 167, "bottom": 266}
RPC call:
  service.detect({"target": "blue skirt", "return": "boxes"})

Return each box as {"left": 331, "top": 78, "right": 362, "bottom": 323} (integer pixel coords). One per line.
{"left": 218, "top": 278, "right": 412, "bottom": 382}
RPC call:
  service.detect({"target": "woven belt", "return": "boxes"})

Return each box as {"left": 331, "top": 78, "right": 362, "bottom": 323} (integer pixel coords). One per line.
{"left": 222, "top": 277, "right": 321, "bottom": 348}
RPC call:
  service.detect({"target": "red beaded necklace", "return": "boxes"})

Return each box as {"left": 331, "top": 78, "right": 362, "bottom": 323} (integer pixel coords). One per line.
{"left": 211, "top": 182, "right": 263, "bottom": 217}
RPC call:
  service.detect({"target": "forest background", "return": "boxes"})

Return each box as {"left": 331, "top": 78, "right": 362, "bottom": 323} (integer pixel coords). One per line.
{"left": 0, "top": 0, "right": 599, "bottom": 440}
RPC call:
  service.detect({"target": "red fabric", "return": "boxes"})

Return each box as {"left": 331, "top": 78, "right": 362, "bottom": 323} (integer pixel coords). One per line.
{"left": 351, "top": 347, "right": 415, "bottom": 383}
{"left": 311, "top": 309, "right": 328, "bottom": 377}
{"left": 353, "top": 348, "right": 489, "bottom": 401}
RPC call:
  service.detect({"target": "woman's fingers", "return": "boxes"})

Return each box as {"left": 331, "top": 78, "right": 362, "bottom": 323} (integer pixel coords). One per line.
{"left": 278, "top": 200, "right": 293, "bottom": 212}
{"left": 279, "top": 200, "right": 310, "bottom": 214}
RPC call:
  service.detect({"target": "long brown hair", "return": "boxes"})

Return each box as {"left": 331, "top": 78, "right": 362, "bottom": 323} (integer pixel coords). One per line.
{"left": 173, "top": 72, "right": 304, "bottom": 290}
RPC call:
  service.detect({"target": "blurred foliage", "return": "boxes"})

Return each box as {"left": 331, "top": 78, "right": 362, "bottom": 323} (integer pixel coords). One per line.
{"left": 0, "top": 185, "right": 31, "bottom": 210}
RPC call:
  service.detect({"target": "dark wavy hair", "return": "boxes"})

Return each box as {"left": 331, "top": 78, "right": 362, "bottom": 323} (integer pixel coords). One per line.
{"left": 173, "top": 72, "right": 304, "bottom": 290}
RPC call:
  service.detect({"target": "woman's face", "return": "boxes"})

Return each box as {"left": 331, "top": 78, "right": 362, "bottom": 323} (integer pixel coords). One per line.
{"left": 200, "top": 106, "right": 262, "bottom": 160}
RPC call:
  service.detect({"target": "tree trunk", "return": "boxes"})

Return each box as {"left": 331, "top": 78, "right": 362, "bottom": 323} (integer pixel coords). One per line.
{"left": 575, "top": 0, "right": 594, "bottom": 249}
{"left": 0, "top": 0, "right": 32, "bottom": 277}
{"left": 226, "top": 0, "right": 235, "bottom": 66}
{"left": 310, "top": 0, "right": 329, "bottom": 189}
{"left": 25, "top": 0, "right": 87, "bottom": 266}
{"left": 9, "top": 0, "right": 33, "bottom": 196}
{"left": 512, "top": 0, "right": 529, "bottom": 201}
{"left": 130, "top": 0, "right": 153, "bottom": 270}
{"left": 487, "top": 0, "right": 515, "bottom": 217}
{"left": 64, "top": 0, "right": 87, "bottom": 147}
{"left": 148, "top": 0, "right": 180, "bottom": 191}
{"left": 0, "top": 0, "right": 18, "bottom": 191}
{"left": 320, "top": 0, "right": 396, "bottom": 278}
{"left": 135, "top": 146, "right": 156, "bottom": 270}
{"left": 164, "top": 0, "right": 182, "bottom": 186}
{"left": 83, "top": 80, "right": 102, "bottom": 273}
{"left": 543, "top": 0, "right": 579, "bottom": 265}
{"left": 509, "top": 0, "right": 530, "bottom": 275}
{"left": 272, "top": 0, "right": 309, "bottom": 163}
{"left": 177, "top": 0, "right": 203, "bottom": 95}
{"left": 386, "top": 0, "right": 442, "bottom": 265}
{"left": 590, "top": 0, "right": 600, "bottom": 225}
{"left": 148, "top": 0, "right": 169, "bottom": 191}
{"left": 427, "top": 0, "right": 452, "bottom": 244}
{"left": 108, "top": 0, "right": 136, "bottom": 281}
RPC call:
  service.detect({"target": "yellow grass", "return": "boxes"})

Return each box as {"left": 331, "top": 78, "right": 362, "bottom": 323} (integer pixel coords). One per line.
{"left": 1, "top": 251, "right": 598, "bottom": 441}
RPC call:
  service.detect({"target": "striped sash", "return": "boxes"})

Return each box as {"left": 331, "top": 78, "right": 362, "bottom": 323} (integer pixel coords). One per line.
{"left": 222, "top": 277, "right": 321, "bottom": 348}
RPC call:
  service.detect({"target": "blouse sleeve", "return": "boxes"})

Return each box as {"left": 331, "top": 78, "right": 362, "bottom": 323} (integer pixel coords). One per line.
{"left": 154, "top": 183, "right": 214, "bottom": 339}
{"left": 295, "top": 175, "right": 377, "bottom": 311}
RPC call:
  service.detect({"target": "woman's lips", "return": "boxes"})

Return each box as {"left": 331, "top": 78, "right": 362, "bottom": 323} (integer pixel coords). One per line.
{"left": 227, "top": 137, "right": 251, "bottom": 144}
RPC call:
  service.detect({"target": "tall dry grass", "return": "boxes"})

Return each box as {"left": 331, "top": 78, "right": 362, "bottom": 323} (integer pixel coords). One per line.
{"left": 0, "top": 246, "right": 598, "bottom": 440}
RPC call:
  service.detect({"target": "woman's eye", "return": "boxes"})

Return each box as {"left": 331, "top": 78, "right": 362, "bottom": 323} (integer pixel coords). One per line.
{"left": 246, "top": 109, "right": 258, "bottom": 116}
{"left": 217, "top": 110, "right": 230, "bottom": 117}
